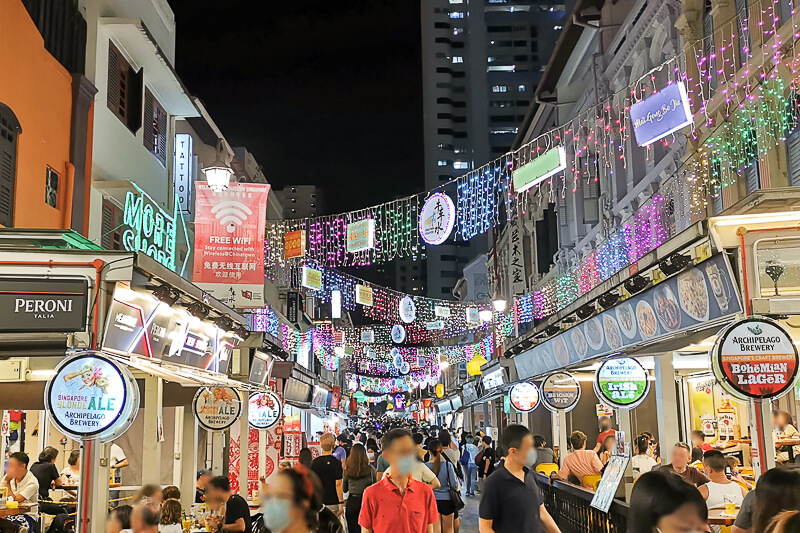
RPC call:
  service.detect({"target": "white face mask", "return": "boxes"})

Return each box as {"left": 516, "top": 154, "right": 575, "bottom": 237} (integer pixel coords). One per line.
{"left": 367, "top": 451, "right": 375, "bottom": 460}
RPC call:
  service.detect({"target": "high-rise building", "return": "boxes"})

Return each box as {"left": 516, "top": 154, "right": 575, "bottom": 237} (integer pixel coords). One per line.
{"left": 421, "top": 0, "right": 567, "bottom": 298}
{"left": 273, "top": 185, "right": 325, "bottom": 219}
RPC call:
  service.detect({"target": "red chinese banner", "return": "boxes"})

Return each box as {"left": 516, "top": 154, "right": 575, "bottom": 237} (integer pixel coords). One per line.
{"left": 193, "top": 182, "right": 270, "bottom": 308}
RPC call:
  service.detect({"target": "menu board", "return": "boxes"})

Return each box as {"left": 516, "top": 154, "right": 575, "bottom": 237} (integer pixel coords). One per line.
{"left": 515, "top": 254, "right": 741, "bottom": 380}
{"left": 590, "top": 455, "right": 629, "bottom": 513}
{"left": 594, "top": 357, "right": 650, "bottom": 409}
{"left": 712, "top": 317, "right": 799, "bottom": 400}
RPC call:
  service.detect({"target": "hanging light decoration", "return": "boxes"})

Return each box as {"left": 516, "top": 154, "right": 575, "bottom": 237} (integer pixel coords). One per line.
{"left": 467, "top": 354, "right": 488, "bottom": 376}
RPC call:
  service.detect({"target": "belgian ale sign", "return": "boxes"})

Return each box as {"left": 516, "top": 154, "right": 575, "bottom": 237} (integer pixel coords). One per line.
{"left": 0, "top": 278, "right": 88, "bottom": 332}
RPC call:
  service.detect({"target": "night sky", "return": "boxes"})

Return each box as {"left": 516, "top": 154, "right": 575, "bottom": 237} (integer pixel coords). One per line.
{"left": 169, "top": 0, "right": 424, "bottom": 214}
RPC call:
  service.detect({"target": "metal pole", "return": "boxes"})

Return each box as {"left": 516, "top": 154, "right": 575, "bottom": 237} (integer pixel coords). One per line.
{"left": 77, "top": 439, "right": 96, "bottom": 533}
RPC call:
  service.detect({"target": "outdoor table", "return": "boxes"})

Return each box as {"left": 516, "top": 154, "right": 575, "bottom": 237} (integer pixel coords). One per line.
{"left": 775, "top": 438, "right": 800, "bottom": 462}
{"left": 0, "top": 505, "right": 32, "bottom": 518}
{"left": 707, "top": 508, "right": 739, "bottom": 526}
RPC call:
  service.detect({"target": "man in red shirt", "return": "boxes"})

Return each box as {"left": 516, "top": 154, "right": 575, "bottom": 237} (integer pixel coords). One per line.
{"left": 359, "top": 428, "right": 439, "bottom": 533}
{"left": 593, "top": 416, "right": 616, "bottom": 453}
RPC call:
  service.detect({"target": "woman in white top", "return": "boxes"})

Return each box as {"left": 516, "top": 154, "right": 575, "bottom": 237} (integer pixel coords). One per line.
{"left": 158, "top": 499, "right": 184, "bottom": 533}
{"left": 60, "top": 450, "right": 80, "bottom": 497}
{"left": 631, "top": 435, "right": 658, "bottom": 480}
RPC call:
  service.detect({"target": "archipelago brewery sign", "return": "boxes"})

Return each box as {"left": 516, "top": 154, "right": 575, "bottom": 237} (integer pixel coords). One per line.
{"left": 248, "top": 391, "right": 283, "bottom": 430}
{"left": 45, "top": 352, "right": 139, "bottom": 441}
{"left": 193, "top": 387, "right": 242, "bottom": 431}
{"left": 541, "top": 372, "right": 581, "bottom": 412}
{"left": 509, "top": 382, "right": 540, "bottom": 412}
{"left": 594, "top": 357, "right": 650, "bottom": 409}
{"left": 712, "top": 317, "right": 799, "bottom": 400}
{"left": 0, "top": 278, "right": 88, "bottom": 333}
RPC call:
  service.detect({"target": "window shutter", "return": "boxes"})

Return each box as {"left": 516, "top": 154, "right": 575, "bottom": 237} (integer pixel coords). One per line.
{"left": 583, "top": 177, "right": 600, "bottom": 225}
{"left": 101, "top": 198, "right": 114, "bottom": 250}
{"left": 127, "top": 66, "right": 143, "bottom": 132}
{"left": 156, "top": 104, "right": 168, "bottom": 165}
{"left": 703, "top": 1, "right": 716, "bottom": 92}
{"left": 143, "top": 88, "right": 155, "bottom": 153}
{"left": 0, "top": 112, "right": 17, "bottom": 227}
{"left": 745, "top": 161, "right": 760, "bottom": 194}
{"left": 787, "top": 130, "right": 800, "bottom": 186}
{"left": 107, "top": 44, "right": 120, "bottom": 115}
{"left": 736, "top": 0, "right": 750, "bottom": 67}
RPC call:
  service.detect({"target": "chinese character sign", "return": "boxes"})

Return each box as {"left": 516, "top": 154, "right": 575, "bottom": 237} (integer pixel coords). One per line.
{"left": 193, "top": 182, "right": 270, "bottom": 308}
{"left": 507, "top": 219, "right": 527, "bottom": 296}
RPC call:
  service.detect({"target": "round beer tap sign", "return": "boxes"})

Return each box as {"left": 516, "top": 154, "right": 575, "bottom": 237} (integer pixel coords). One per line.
{"left": 712, "top": 317, "right": 799, "bottom": 400}
{"left": 192, "top": 386, "right": 242, "bottom": 431}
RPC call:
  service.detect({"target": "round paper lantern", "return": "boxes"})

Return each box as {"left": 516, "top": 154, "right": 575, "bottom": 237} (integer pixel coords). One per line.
{"left": 467, "top": 354, "right": 488, "bottom": 376}
{"left": 435, "top": 383, "right": 445, "bottom": 398}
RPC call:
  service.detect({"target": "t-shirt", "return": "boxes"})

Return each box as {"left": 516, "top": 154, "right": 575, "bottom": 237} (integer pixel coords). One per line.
{"left": 558, "top": 450, "right": 603, "bottom": 486}
{"left": 533, "top": 448, "right": 557, "bottom": 468}
{"left": 311, "top": 455, "right": 344, "bottom": 505}
{"left": 597, "top": 429, "right": 616, "bottom": 445}
{"left": 376, "top": 453, "right": 390, "bottom": 473}
{"left": 60, "top": 467, "right": 79, "bottom": 487}
{"left": 343, "top": 467, "right": 377, "bottom": 498}
{"left": 110, "top": 444, "right": 127, "bottom": 483}
{"left": 631, "top": 454, "right": 658, "bottom": 480}
{"left": 333, "top": 446, "right": 347, "bottom": 462}
{"left": 224, "top": 494, "right": 252, "bottom": 533}
{"left": 657, "top": 464, "right": 709, "bottom": 487}
{"left": 195, "top": 486, "right": 205, "bottom": 504}
{"left": 359, "top": 477, "right": 439, "bottom": 533}
{"left": 479, "top": 465, "right": 542, "bottom": 533}
{"left": 383, "top": 462, "right": 438, "bottom": 487}
{"left": 733, "top": 490, "right": 755, "bottom": 530}
{"left": 10, "top": 470, "right": 39, "bottom": 518}
{"left": 479, "top": 447, "right": 496, "bottom": 477}
{"left": 425, "top": 461, "right": 458, "bottom": 501}
{"left": 30, "top": 461, "right": 59, "bottom": 500}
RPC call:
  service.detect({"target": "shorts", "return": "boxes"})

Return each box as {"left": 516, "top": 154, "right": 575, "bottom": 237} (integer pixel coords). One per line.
{"left": 436, "top": 499, "right": 456, "bottom": 516}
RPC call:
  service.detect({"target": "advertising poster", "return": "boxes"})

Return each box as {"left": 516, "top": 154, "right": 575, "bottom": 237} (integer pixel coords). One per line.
{"left": 248, "top": 391, "right": 283, "bottom": 430}
{"left": 193, "top": 182, "right": 270, "bottom": 308}
{"left": 284, "top": 230, "right": 306, "bottom": 259}
{"left": 540, "top": 372, "right": 581, "bottom": 412}
{"left": 594, "top": 357, "right": 650, "bottom": 409}
{"left": 509, "top": 382, "right": 540, "bottom": 412}
{"left": 630, "top": 82, "right": 693, "bottom": 146}
{"left": 193, "top": 387, "right": 242, "bottom": 431}
{"left": 419, "top": 193, "right": 455, "bottom": 245}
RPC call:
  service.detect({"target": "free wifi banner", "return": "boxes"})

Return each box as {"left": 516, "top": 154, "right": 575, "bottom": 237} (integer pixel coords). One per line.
{"left": 193, "top": 182, "right": 270, "bottom": 308}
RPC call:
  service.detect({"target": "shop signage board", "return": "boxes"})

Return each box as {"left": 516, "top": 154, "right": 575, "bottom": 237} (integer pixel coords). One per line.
{"left": 540, "top": 372, "right": 581, "bottom": 412}
{"left": 419, "top": 193, "right": 456, "bottom": 245}
{"left": 507, "top": 219, "right": 527, "bottom": 295}
{"left": 356, "top": 284, "right": 373, "bottom": 306}
{"left": 346, "top": 219, "right": 375, "bottom": 253}
{"left": 512, "top": 146, "right": 567, "bottom": 193}
{"left": 193, "top": 387, "right": 242, "bottom": 431}
{"left": 466, "top": 307, "right": 480, "bottom": 325}
{"left": 284, "top": 230, "right": 306, "bottom": 259}
{"left": 391, "top": 325, "right": 406, "bottom": 343}
{"left": 590, "top": 455, "right": 629, "bottom": 512}
{"left": 515, "top": 254, "right": 742, "bottom": 380}
{"left": 0, "top": 277, "right": 88, "bottom": 333}
{"left": 630, "top": 82, "right": 693, "bottom": 146}
{"left": 193, "top": 182, "right": 271, "bottom": 308}
{"left": 173, "top": 133, "right": 194, "bottom": 215}
{"left": 435, "top": 306, "right": 451, "bottom": 318}
{"left": 509, "top": 382, "right": 540, "bottom": 412}
{"left": 123, "top": 183, "right": 180, "bottom": 272}
{"left": 399, "top": 296, "right": 417, "bottom": 323}
{"left": 330, "top": 386, "right": 341, "bottom": 411}
{"left": 594, "top": 357, "right": 650, "bottom": 409}
{"left": 711, "top": 317, "right": 799, "bottom": 400}
{"left": 301, "top": 266, "right": 322, "bottom": 291}
{"left": 361, "top": 329, "right": 374, "bottom": 343}
{"left": 45, "top": 352, "right": 139, "bottom": 441}
{"left": 102, "top": 283, "right": 236, "bottom": 374}
{"left": 247, "top": 391, "right": 283, "bottom": 430}
{"left": 426, "top": 320, "right": 444, "bottom": 330}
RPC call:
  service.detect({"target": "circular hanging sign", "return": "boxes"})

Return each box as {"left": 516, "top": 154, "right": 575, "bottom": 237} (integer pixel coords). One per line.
{"left": 594, "top": 357, "right": 650, "bottom": 409}
{"left": 509, "top": 382, "right": 541, "bottom": 412}
{"left": 391, "top": 324, "right": 406, "bottom": 344}
{"left": 248, "top": 391, "right": 283, "bottom": 430}
{"left": 540, "top": 372, "right": 581, "bottom": 413}
{"left": 391, "top": 348, "right": 404, "bottom": 370}
{"left": 711, "top": 317, "right": 799, "bottom": 400}
{"left": 399, "top": 296, "right": 417, "bottom": 323}
{"left": 419, "top": 193, "right": 456, "bottom": 245}
{"left": 45, "top": 352, "right": 139, "bottom": 441}
{"left": 400, "top": 361, "right": 411, "bottom": 375}
{"left": 192, "top": 386, "right": 242, "bottom": 432}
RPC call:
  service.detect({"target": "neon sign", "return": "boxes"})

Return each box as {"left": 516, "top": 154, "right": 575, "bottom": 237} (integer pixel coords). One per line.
{"left": 123, "top": 184, "right": 178, "bottom": 271}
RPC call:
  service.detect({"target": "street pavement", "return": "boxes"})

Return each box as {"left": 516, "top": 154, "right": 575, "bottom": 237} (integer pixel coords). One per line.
{"left": 459, "top": 493, "right": 481, "bottom": 533}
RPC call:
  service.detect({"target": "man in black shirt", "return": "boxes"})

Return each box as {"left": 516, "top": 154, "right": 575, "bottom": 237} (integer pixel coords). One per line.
{"left": 311, "top": 433, "right": 344, "bottom": 518}
{"left": 29, "top": 447, "right": 68, "bottom": 515}
{"left": 478, "top": 435, "right": 496, "bottom": 493}
{"left": 479, "top": 425, "right": 561, "bottom": 533}
{"left": 196, "top": 470, "right": 212, "bottom": 504}
{"left": 205, "top": 476, "right": 251, "bottom": 533}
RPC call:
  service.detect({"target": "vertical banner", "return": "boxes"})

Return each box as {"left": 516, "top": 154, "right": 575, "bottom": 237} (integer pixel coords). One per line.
{"left": 193, "top": 182, "right": 270, "bottom": 308}
{"left": 507, "top": 219, "right": 527, "bottom": 296}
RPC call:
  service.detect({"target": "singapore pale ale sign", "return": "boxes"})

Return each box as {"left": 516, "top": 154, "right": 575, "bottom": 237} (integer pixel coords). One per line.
{"left": 248, "top": 391, "right": 283, "bottom": 430}
{"left": 193, "top": 387, "right": 242, "bottom": 431}
{"left": 712, "top": 317, "right": 799, "bottom": 400}
{"left": 45, "top": 352, "right": 139, "bottom": 441}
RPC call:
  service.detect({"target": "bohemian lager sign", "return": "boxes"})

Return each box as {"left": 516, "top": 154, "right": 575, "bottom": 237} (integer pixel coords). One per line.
{"left": 45, "top": 352, "right": 139, "bottom": 441}
{"left": 192, "top": 386, "right": 242, "bottom": 431}
{"left": 712, "top": 317, "right": 799, "bottom": 400}
{"left": 594, "top": 357, "right": 650, "bottom": 409}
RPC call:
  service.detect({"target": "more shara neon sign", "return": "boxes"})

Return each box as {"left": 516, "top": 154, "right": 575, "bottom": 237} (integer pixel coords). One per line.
{"left": 123, "top": 183, "right": 178, "bottom": 271}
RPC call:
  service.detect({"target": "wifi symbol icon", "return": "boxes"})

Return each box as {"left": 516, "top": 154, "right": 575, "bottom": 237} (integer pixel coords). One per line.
{"left": 211, "top": 201, "right": 253, "bottom": 233}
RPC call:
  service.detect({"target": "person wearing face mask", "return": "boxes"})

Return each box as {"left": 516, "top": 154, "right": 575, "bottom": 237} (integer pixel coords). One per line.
{"left": 478, "top": 425, "right": 561, "bottom": 533}
{"left": 261, "top": 465, "right": 325, "bottom": 533}
{"left": 425, "top": 439, "right": 459, "bottom": 533}
{"left": 629, "top": 470, "right": 710, "bottom": 533}
{"left": 359, "top": 429, "right": 439, "bottom": 533}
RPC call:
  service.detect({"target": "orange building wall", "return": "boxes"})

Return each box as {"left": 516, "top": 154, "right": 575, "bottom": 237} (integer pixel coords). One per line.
{"left": 0, "top": 0, "right": 77, "bottom": 229}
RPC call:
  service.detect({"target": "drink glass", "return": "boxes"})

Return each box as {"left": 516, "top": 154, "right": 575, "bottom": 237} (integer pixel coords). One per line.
{"left": 182, "top": 519, "right": 191, "bottom": 533}
{"left": 724, "top": 494, "right": 736, "bottom": 515}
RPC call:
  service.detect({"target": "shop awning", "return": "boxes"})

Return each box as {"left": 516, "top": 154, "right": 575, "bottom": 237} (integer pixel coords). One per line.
{"left": 110, "top": 354, "right": 259, "bottom": 391}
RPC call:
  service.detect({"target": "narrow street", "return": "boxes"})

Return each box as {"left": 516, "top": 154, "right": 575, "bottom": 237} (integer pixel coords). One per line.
{"left": 459, "top": 494, "right": 481, "bottom": 533}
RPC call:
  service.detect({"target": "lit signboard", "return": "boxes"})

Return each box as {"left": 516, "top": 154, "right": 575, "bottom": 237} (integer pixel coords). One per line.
{"left": 122, "top": 184, "right": 178, "bottom": 272}
{"left": 173, "top": 133, "right": 194, "bottom": 215}
{"left": 512, "top": 146, "right": 567, "bottom": 193}
{"left": 630, "top": 82, "right": 693, "bottom": 146}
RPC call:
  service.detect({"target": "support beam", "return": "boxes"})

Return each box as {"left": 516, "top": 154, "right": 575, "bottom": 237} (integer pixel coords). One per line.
{"left": 142, "top": 375, "right": 163, "bottom": 485}
{"left": 180, "top": 404, "right": 198, "bottom": 510}
{"left": 655, "top": 354, "right": 680, "bottom": 451}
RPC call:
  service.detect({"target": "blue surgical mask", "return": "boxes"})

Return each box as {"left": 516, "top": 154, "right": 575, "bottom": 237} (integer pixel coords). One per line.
{"left": 524, "top": 449, "right": 538, "bottom": 468}
{"left": 396, "top": 454, "right": 417, "bottom": 476}
{"left": 262, "top": 498, "right": 292, "bottom": 533}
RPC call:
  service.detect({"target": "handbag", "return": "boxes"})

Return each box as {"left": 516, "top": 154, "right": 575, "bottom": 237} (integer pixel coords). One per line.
{"left": 442, "top": 454, "right": 466, "bottom": 511}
